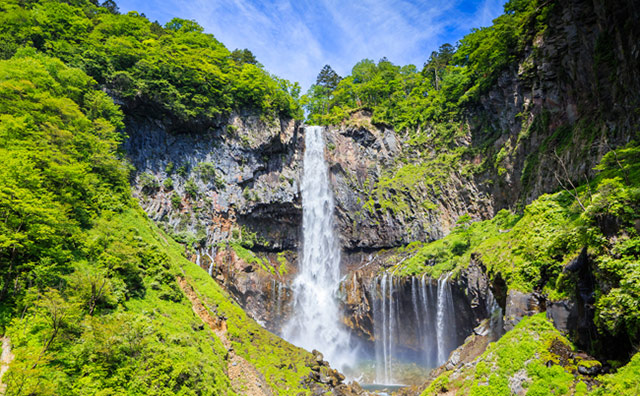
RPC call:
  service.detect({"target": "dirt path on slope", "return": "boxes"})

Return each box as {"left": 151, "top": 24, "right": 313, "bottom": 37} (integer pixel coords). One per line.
{"left": 0, "top": 337, "right": 14, "bottom": 396}
{"left": 176, "top": 276, "right": 273, "bottom": 396}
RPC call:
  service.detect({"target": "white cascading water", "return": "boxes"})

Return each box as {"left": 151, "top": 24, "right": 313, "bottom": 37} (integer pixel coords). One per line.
{"left": 374, "top": 274, "right": 395, "bottom": 384}
{"left": 282, "top": 125, "right": 353, "bottom": 370}
{"left": 436, "top": 272, "right": 455, "bottom": 364}
{"left": 373, "top": 272, "right": 457, "bottom": 383}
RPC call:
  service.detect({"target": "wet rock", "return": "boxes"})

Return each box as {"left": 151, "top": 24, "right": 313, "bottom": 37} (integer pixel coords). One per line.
{"left": 503, "top": 290, "right": 545, "bottom": 332}
{"left": 546, "top": 299, "right": 576, "bottom": 334}
{"left": 125, "top": 113, "right": 304, "bottom": 252}
{"left": 575, "top": 354, "right": 602, "bottom": 376}
{"left": 312, "top": 350, "right": 324, "bottom": 364}
{"left": 563, "top": 247, "right": 588, "bottom": 273}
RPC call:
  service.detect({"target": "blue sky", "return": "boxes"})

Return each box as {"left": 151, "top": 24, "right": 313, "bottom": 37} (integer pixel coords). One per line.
{"left": 116, "top": 0, "right": 507, "bottom": 90}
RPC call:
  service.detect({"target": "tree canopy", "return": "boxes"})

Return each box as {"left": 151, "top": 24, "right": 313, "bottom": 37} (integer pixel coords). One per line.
{"left": 0, "top": 0, "right": 302, "bottom": 130}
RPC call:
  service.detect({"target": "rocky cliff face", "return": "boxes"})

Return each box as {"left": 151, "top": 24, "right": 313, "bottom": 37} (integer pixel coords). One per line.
{"left": 471, "top": 0, "right": 640, "bottom": 208}
{"left": 124, "top": 113, "right": 304, "bottom": 251}
{"left": 124, "top": 113, "right": 306, "bottom": 330}
{"left": 324, "top": 117, "right": 493, "bottom": 249}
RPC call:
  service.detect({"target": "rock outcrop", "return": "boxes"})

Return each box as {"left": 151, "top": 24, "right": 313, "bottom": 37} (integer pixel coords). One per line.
{"left": 325, "top": 117, "right": 494, "bottom": 249}
{"left": 124, "top": 113, "right": 304, "bottom": 251}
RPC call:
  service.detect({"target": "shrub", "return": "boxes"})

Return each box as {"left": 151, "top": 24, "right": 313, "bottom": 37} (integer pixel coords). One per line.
{"left": 171, "top": 193, "right": 182, "bottom": 209}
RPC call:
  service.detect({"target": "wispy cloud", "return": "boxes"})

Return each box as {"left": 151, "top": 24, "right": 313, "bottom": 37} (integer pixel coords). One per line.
{"left": 117, "top": 0, "right": 507, "bottom": 90}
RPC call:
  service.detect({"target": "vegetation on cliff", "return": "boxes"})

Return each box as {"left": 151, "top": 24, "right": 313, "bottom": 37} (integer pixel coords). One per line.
{"left": 390, "top": 142, "right": 640, "bottom": 353}
{"left": 422, "top": 314, "right": 596, "bottom": 396}
{"left": 303, "top": 0, "right": 550, "bottom": 130}
{"left": 0, "top": 0, "right": 302, "bottom": 129}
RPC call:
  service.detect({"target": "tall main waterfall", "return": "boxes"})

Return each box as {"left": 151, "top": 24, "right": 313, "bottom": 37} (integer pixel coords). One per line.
{"left": 282, "top": 126, "right": 353, "bottom": 369}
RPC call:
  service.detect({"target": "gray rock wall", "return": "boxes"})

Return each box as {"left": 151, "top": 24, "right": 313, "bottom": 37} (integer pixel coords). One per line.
{"left": 124, "top": 113, "right": 304, "bottom": 251}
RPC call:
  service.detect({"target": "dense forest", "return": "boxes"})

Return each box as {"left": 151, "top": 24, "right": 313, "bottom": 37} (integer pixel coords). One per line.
{"left": 1, "top": 0, "right": 639, "bottom": 395}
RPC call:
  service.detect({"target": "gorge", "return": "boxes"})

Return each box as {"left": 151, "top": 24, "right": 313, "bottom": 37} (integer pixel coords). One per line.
{"left": 1, "top": 0, "right": 639, "bottom": 395}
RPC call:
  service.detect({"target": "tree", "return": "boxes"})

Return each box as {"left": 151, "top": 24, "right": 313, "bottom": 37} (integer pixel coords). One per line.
{"left": 164, "top": 18, "right": 204, "bottom": 33}
{"left": 230, "top": 48, "right": 258, "bottom": 65}
{"left": 422, "top": 43, "right": 455, "bottom": 90}
{"left": 100, "top": 0, "right": 119, "bottom": 14}
{"left": 315, "top": 64, "right": 342, "bottom": 91}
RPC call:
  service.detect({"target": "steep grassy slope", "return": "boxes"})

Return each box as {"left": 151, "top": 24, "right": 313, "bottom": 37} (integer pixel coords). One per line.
{"left": 0, "top": 51, "right": 321, "bottom": 395}
{"left": 421, "top": 315, "right": 640, "bottom": 395}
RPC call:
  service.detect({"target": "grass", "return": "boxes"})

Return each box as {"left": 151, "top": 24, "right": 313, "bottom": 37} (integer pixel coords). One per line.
{"left": 421, "top": 314, "right": 587, "bottom": 396}
{"left": 133, "top": 209, "right": 318, "bottom": 395}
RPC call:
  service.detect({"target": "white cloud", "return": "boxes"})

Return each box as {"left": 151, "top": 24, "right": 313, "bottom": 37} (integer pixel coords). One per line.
{"left": 117, "top": 0, "right": 506, "bottom": 91}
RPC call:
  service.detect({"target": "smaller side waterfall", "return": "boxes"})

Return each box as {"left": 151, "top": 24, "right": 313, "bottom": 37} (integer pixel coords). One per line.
{"left": 486, "top": 289, "right": 504, "bottom": 340}
{"left": 195, "top": 247, "right": 217, "bottom": 277}
{"left": 270, "top": 279, "right": 287, "bottom": 324}
{"left": 372, "top": 272, "right": 457, "bottom": 384}
{"left": 436, "top": 272, "right": 456, "bottom": 364}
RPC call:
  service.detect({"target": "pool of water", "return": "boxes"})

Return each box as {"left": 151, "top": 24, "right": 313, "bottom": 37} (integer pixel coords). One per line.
{"left": 360, "top": 384, "right": 407, "bottom": 395}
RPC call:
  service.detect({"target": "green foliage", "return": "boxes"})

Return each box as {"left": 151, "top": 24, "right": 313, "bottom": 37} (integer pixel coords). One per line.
{"left": 3, "top": 210, "right": 236, "bottom": 396}
{"left": 422, "top": 315, "right": 580, "bottom": 396}
{"left": 315, "top": 64, "right": 342, "bottom": 91}
{"left": 176, "top": 164, "right": 188, "bottom": 178}
{"left": 184, "top": 178, "right": 199, "bottom": 198}
{"left": 139, "top": 171, "right": 159, "bottom": 193}
{"left": 195, "top": 162, "right": 216, "bottom": 181}
{"left": 303, "top": 1, "right": 551, "bottom": 131}
{"left": 593, "top": 352, "right": 640, "bottom": 395}
{"left": 170, "top": 192, "right": 182, "bottom": 209}
{"left": 163, "top": 177, "right": 174, "bottom": 190}
{"left": 230, "top": 243, "right": 265, "bottom": 268}
{"left": 393, "top": 210, "right": 520, "bottom": 279}
{"left": 230, "top": 48, "right": 258, "bottom": 65}
{"left": 194, "top": 161, "right": 225, "bottom": 189}
{"left": 0, "top": 52, "right": 239, "bottom": 394}
{"left": 0, "top": 53, "right": 129, "bottom": 305}
{"left": 0, "top": 0, "right": 302, "bottom": 127}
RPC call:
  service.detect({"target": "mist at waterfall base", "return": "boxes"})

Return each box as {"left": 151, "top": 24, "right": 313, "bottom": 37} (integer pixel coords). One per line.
{"left": 281, "top": 126, "right": 477, "bottom": 386}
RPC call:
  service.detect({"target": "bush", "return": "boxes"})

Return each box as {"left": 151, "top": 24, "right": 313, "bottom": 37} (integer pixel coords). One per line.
{"left": 139, "top": 172, "right": 159, "bottom": 194}
{"left": 171, "top": 193, "right": 182, "bottom": 209}
{"left": 184, "top": 178, "right": 199, "bottom": 198}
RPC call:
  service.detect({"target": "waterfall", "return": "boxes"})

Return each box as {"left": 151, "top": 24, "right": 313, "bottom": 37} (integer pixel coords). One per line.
{"left": 282, "top": 126, "right": 353, "bottom": 370}
{"left": 373, "top": 272, "right": 457, "bottom": 383}
{"left": 276, "top": 282, "right": 284, "bottom": 320}
{"left": 436, "top": 272, "right": 455, "bottom": 364}
{"left": 486, "top": 289, "right": 504, "bottom": 340}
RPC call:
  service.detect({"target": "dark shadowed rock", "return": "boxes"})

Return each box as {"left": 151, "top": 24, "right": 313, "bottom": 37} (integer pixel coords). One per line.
{"left": 504, "top": 290, "right": 545, "bottom": 332}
